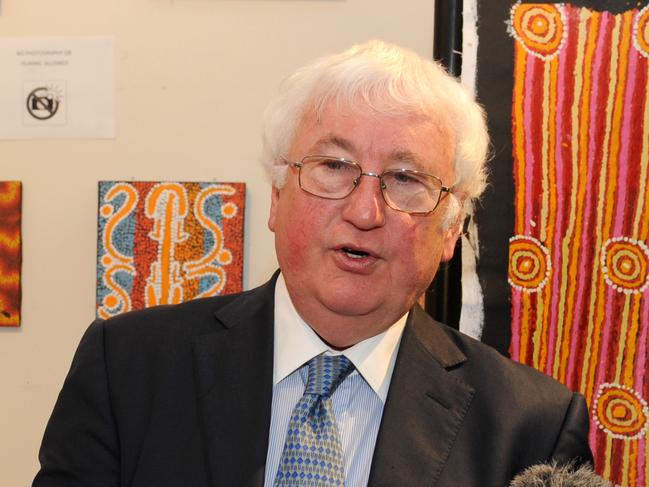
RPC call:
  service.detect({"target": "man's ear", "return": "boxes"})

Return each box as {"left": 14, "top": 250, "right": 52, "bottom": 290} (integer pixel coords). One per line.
{"left": 441, "top": 219, "right": 463, "bottom": 262}
{"left": 268, "top": 186, "right": 280, "bottom": 232}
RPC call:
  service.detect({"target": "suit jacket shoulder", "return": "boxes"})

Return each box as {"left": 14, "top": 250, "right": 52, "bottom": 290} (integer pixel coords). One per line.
{"left": 34, "top": 277, "right": 277, "bottom": 487}
{"left": 369, "top": 306, "right": 593, "bottom": 487}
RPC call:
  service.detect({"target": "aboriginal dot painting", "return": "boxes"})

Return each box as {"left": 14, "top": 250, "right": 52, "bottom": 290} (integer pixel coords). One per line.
{"left": 0, "top": 181, "right": 22, "bottom": 327}
{"left": 96, "top": 181, "right": 245, "bottom": 319}
{"left": 508, "top": 2, "right": 649, "bottom": 484}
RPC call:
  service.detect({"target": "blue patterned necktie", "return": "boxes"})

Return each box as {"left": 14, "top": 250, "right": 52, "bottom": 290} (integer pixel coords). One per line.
{"left": 274, "top": 354, "right": 354, "bottom": 486}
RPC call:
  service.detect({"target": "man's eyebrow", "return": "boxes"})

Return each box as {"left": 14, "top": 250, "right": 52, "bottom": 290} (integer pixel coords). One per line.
{"left": 312, "top": 135, "right": 355, "bottom": 154}
{"left": 389, "top": 150, "right": 427, "bottom": 171}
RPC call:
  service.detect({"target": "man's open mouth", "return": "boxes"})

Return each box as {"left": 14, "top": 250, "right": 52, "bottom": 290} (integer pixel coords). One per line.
{"left": 342, "top": 247, "right": 371, "bottom": 259}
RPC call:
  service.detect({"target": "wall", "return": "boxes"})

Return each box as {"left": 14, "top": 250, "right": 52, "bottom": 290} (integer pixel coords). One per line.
{"left": 0, "top": 0, "right": 435, "bottom": 484}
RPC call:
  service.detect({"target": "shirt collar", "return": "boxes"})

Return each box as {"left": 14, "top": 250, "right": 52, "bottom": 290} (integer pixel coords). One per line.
{"left": 273, "top": 273, "right": 407, "bottom": 402}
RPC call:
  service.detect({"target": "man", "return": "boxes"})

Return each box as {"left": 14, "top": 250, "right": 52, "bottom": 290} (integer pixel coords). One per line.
{"left": 34, "top": 41, "right": 592, "bottom": 487}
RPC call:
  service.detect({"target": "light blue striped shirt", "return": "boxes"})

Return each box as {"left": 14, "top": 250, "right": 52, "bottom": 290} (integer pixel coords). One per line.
{"left": 264, "top": 274, "right": 407, "bottom": 487}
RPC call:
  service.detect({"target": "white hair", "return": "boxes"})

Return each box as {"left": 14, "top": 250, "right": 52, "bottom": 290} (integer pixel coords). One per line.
{"left": 261, "top": 40, "right": 489, "bottom": 225}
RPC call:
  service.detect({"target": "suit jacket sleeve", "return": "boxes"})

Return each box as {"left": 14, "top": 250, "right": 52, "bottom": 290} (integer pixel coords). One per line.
{"left": 551, "top": 392, "right": 593, "bottom": 465}
{"left": 33, "top": 320, "right": 120, "bottom": 487}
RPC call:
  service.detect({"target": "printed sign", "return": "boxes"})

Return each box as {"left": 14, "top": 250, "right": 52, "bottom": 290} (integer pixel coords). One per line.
{"left": 0, "top": 37, "right": 114, "bottom": 139}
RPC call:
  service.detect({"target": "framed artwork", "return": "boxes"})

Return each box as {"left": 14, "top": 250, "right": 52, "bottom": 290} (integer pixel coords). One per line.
{"left": 0, "top": 181, "right": 22, "bottom": 327}
{"left": 96, "top": 181, "right": 245, "bottom": 319}
{"left": 473, "top": 1, "right": 649, "bottom": 484}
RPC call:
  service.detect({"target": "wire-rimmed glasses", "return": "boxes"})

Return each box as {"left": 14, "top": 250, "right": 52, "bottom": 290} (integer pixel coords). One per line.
{"left": 283, "top": 155, "right": 452, "bottom": 215}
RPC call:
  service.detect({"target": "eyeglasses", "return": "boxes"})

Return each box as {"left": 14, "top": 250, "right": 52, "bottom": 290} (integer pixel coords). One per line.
{"left": 283, "top": 155, "right": 453, "bottom": 215}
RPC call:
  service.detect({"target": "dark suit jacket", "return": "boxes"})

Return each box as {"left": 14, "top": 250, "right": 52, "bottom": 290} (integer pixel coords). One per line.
{"left": 34, "top": 275, "right": 592, "bottom": 487}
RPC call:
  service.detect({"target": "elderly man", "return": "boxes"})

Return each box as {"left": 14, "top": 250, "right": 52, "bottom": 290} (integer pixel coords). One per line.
{"left": 34, "top": 41, "right": 592, "bottom": 487}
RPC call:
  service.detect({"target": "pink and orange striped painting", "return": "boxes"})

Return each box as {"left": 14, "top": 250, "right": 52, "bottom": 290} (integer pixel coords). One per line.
{"left": 0, "top": 181, "right": 22, "bottom": 327}
{"left": 508, "top": 3, "right": 649, "bottom": 485}
{"left": 96, "top": 181, "right": 245, "bottom": 319}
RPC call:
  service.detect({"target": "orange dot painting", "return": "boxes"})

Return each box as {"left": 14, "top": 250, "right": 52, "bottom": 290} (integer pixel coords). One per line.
{"left": 506, "top": 4, "right": 649, "bottom": 484}
{"left": 0, "top": 181, "right": 22, "bottom": 327}
{"left": 96, "top": 181, "right": 245, "bottom": 319}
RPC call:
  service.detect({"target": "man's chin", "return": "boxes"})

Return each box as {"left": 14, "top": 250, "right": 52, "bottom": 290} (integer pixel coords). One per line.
{"left": 320, "top": 293, "right": 392, "bottom": 320}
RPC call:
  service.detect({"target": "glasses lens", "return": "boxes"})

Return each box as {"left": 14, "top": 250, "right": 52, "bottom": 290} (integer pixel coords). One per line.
{"left": 300, "top": 157, "right": 360, "bottom": 198}
{"left": 381, "top": 170, "right": 442, "bottom": 213}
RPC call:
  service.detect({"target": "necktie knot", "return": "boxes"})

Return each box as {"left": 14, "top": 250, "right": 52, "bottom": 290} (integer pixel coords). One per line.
{"left": 305, "top": 354, "right": 353, "bottom": 399}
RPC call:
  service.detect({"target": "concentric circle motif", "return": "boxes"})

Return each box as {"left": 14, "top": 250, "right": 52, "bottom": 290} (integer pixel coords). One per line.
{"left": 221, "top": 202, "right": 238, "bottom": 219}
{"left": 510, "top": 2, "right": 566, "bottom": 60}
{"left": 633, "top": 4, "right": 649, "bottom": 59}
{"left": 593, "top": 383, "right": 649, "bottom": 440}
{"left": 508, "top": 235, "right": 551, "bottom": 292}
{"left": 600, "top": 237, "right": 649, "bottom": 294}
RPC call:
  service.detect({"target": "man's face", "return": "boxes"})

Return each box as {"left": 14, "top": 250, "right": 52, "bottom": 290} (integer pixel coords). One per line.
{"left": 268, "top": 102, "right": 460, "bottom": 347}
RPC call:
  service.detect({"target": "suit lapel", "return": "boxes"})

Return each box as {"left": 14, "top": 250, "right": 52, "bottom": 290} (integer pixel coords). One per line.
{"left": 192, "top": 277, "right": 276, "bottom": 487}
{"left": 368, "top": 306, "right": 475, "bottom": 487}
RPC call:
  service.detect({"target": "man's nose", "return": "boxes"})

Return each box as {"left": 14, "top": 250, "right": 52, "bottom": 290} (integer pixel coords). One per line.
{"left": 340, "top": 173, "right": 387, "bottom": 230}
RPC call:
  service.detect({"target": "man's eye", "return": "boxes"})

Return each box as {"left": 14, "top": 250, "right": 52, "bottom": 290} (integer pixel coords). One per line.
{"left": 322, "top": 159, "right": 346, "bottom": 171}
{"left": 393, "top": 172, "right": 418, "bottom": 184}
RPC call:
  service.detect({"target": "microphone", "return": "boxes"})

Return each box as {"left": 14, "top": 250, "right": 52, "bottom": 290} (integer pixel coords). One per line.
{"left": 510, "top": 462, "right": 612, "bottom": 486}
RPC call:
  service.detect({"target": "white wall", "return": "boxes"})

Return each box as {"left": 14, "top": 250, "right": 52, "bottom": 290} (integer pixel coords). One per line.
{"left": 0, "top": 1, "right": 435, "bottom": 484}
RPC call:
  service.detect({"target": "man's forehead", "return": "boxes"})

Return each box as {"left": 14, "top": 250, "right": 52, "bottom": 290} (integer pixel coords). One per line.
{"left": 293, "top": 105, "right": 456, "bottom": 172}
{"left": 302, "top": 103, "right": 438, "bottom": 139}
